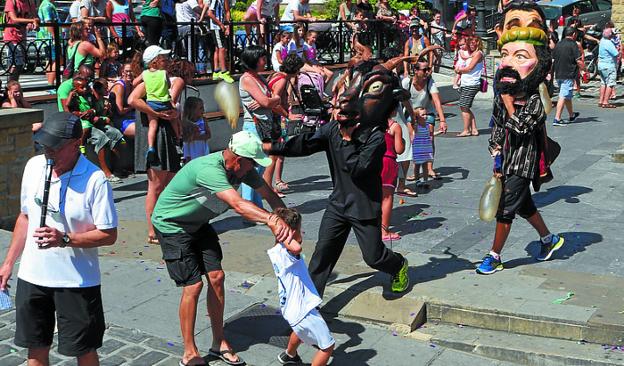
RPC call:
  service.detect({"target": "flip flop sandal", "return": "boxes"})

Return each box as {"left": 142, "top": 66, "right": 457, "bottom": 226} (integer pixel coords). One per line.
{"left": 428, "top": 173, "right": 442, "bottom": 180}
{"left": 471, "top": 131, "right": 480, "bottom": 136}
{"left": 274, "top": 190, "right": 286, "bottom": 198}
{"left": 382, "top": 233, "right": 401, "bottom": 241}
{"left": 208, "top": 349, "right": 245, "bottom": 365}
{"left": 456, "top": 132, "right": 471, "bottom": 137}
{"left": 179, "top": 358, "right": 206, "bottom": 366}
{"left": 275, "top": 180, "right": 290, "bottom": 192}
{"left": 406, "top": 175, "right": 416, "bottom": 181}
{"left": 397, "top": 188, "right": 418, "bottom": 197}
{"left": 604, "top": 104, "right": 617, "bottom": 108}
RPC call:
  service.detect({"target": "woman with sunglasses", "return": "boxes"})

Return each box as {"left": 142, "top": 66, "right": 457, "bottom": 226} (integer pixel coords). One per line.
{"left": 109, "top": 62, "right": 136, "bottom": 139}
{"left": 401, "top": 60, "right": 447, "bottom": 183}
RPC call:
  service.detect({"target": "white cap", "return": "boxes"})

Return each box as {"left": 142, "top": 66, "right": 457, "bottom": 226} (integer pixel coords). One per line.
{"left": 143, "top": 45, "right": 171, "bottom": 65}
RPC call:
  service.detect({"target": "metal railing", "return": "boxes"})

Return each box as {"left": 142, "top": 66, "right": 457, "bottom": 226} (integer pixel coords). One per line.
{"left": 0, "top": 18, "right": 488, "bottom": 91}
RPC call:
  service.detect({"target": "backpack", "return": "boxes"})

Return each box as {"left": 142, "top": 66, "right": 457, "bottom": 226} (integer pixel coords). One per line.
{"left": 63, "top": 42, "right": 83, "bottom": 79}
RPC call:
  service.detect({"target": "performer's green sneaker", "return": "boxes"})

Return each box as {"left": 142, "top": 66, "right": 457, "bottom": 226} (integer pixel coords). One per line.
{"left": 391, "top": 258, "right": 409, "bottom": 293}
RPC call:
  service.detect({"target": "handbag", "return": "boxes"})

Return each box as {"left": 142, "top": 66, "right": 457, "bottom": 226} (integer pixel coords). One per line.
{"left": 539, "top": 125, "right": 561, "bottom": 184}
{"left": 480, "top": 56, "right": 489, "bottom": 93}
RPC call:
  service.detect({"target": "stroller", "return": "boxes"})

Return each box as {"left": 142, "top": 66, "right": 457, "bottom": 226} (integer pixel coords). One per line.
{"left": 297, "top": 72, "right": 332, "bottom": 132}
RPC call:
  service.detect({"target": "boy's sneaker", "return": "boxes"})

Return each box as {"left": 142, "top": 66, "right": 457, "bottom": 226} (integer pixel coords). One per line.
{"left": 537, "top": 234, "right": 565, "bottom": 261}
{"left": 79, "top": 145, "right": 86, "bottom": 154}
{"left": 278, "top": 351, "right": 302, "bottom": 365}
{"left": 569, "top": 112, "right": 580, "bottom": 122}
{"left": 213, "top": 71, "right": 222, "bottom": 81}
{"left": 391, "top": 258, "right": 409, "bottom": 293}
{"left": 220, "top": 71, "right": 234, "bottom": 83}
{"left": 476, "top": 254, "right": 503, "bottom": 275}
{"left": 146, "top": 147, "right": 158, "bottom": 165}
{"left": 552, "top": 119, "right": 567, "bottom": 127}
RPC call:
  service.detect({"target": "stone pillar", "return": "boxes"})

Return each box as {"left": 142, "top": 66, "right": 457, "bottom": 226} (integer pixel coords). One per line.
{"left": 613, "top": 1, "right": 624, "bottom": 30}
{"left": 0, "top": 108, "right": 42, "bottom": 229}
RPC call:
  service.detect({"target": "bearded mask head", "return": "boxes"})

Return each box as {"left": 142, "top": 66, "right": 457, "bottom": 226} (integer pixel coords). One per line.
{"left": 495, "top": 1, "right": 551, "bottom": 97}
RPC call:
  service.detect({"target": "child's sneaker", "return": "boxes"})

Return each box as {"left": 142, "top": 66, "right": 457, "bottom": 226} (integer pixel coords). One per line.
{"left": 220, "top": 71, "right": 234, "bottom": 83}
{"left": 537, "top": 234, "right": 564, "bottom": 261}
{"left": 277, "top": 351, "right": 302, "bottom": 365}
{"left": 552, "top": 119, "right": 567, "bottom": 127}
{"left": 79, "top": 145, "right": 86, "bottom": 154}
{"left": 146, "top": 147, "right": 158, "bottom": 165}
{"left": 476, "top": 254, "right": 503, "bottom": 275}
{"left": 213, "top": 71, "right": 222, "bottom": 81}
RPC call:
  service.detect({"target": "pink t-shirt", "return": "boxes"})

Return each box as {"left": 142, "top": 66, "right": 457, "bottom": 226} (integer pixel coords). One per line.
{"left": 3, "top": 0, "right": 37, "bottom": 43}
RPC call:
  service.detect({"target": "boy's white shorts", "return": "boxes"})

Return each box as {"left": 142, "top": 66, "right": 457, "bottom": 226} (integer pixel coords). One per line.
{"left": 292, "top": 309, "right": 335, "bottom": 350}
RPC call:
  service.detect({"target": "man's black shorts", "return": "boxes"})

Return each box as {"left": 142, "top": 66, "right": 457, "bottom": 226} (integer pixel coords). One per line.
{"left": 496, "top": 175, "right": 538, "bottom": 223}
{"left": 14, "top": 278, "right": 105, "bottom": 357}
{"left": 155, "top": 224, "right": 222, "bottom": 287}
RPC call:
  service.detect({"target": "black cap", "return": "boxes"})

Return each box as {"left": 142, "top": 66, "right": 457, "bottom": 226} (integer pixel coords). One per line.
{"left": 33, "top": 112, "right": 82, "bottom": 149}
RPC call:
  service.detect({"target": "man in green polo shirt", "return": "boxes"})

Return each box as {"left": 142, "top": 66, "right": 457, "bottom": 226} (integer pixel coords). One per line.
{"left": 152, "top": 131, "right": 295, "bottom": 366}
{"left": 56, "top": 64, "right": 93, "bottom": 111}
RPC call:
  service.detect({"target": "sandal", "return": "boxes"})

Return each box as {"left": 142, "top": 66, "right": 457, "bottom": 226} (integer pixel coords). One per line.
{"left": 397, "top": 188, "right": 418, "bottom": 197}
{"left": 275, "top": 180, "right": 290, "bottom": 192}
{"left": 208, "top": 349, "right": 245, "bottom": 365}
{"left": 603, "top": 104, "right": 617, "bottom": 108}
{"left": 471, "top": 131, "right": 479, "bottom": 136}
{"left": 382, "top": 232, "right": 401, "bottom": 241}
{"left": 406, "top": 175, "right": 416, "bottom": 181}
{"left": 428, "top": 172, "right": 442, "bottom": 180}
{"left": 274, "top": 190, "right": 286, "bottom": 198}
{"left": 147, "top": 236, "right": 159, "bottom": 245}
{"left": 457, "top": 132, "right": 471, "bottom": 137}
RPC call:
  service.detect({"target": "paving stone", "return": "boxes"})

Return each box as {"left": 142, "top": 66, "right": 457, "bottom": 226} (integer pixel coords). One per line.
{"left": 107, "top": 326, "right": 151, "bottom": 343}
{"left": 155, "top": 355, "right": 182, "bottom": 365}
{"left": 0, "top": 343, "right": 15, "bottom": 357}
{"left": 142, "top": 336, "right": 184, "bottom": 356}
{"left": 0, "top": 327, "right": 14, "bottom": 341}
{"left": 0, "top": 311, "right": 16, "bottom": 323}
{"left": 116, "top": 345, "right": 147, "bottom": 359}
{"left": 127, "top": 350, "right": 168, "bottom": 365}
{"left": 100, "top": 354, "right": 128, "bottom": 366}
{"left": 100, "top": 338, "right": 127, "bottom": 355}
{"left": 0, "top": 355, "right": 25, "bottom": 366}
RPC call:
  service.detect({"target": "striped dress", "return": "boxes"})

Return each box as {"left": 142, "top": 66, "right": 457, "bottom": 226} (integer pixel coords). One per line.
{"left": 412, "top": 124, "right": 433, "bottom": 163}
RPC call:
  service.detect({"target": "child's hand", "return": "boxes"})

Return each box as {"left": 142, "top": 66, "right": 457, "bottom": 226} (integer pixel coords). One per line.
{"left": 284, "top": 239, "right": 302, "bottom": 256}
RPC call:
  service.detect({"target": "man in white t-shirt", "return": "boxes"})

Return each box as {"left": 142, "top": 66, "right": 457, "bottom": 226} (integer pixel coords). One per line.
{"left": 280, "top": 0, "right": 315, "bottom": 33}
{"left": 80, "top": 0, "right": 106, "bottom": 21}
{"left": 267, "top": 208, "right": 335, "bottom": 366}
{"left": 0, "top": 112, "right": 118, "bottom": 365}
{"left": 176, "top": 0, "right": 210, "bottom": 74}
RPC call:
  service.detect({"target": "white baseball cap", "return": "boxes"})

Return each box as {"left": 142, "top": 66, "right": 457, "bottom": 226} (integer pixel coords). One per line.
{"left": 143, "top": 45, "right": 171, "bottom": 65}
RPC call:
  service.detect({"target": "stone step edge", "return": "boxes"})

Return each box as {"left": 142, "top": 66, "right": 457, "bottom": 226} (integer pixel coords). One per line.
{"left": 427, "top": 301, "right": 624, "bottom": 345}
{"left": 411, "top": 324, "right": 624, "bottom": 366}
{"left": 317, "top": 283, "right": 623, "bottom": 345}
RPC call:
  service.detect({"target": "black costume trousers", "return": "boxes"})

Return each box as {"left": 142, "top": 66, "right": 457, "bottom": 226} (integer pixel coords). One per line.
{"left": 308, "top": 206, "right": 405, "bottom": 297}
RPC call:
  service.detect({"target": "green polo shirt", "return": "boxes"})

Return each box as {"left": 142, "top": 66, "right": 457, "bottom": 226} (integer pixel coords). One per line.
{"left": 57, "top": 78, "right": 73, "bottom": 111}
{"left": 152, "top": 152, "right": 265, "bottom": 234}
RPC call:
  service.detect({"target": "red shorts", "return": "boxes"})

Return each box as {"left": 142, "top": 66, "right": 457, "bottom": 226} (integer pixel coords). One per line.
{"left": 381, "top": 157, "right": 398, "bottom": 188}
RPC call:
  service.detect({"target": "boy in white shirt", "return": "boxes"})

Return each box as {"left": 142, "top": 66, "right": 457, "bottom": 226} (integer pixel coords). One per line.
{"left": 267, "top": 208, "right": 335, "bottom": 366}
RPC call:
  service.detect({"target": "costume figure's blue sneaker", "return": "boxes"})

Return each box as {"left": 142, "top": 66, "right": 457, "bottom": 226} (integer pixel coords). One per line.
{"left": 476, "top": 254, "right": 503, "bottom": 275}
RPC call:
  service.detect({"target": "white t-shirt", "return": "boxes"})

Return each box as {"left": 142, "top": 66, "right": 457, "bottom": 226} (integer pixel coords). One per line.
{"left": 176, "top": 0, "right": 200, "bottom": 23}
{"left": 80, "top": 0, "right": 107, "bottom": 18}
{"left": 254, "top": 0, "right": 280, "bottom": 17}
{"left": 18, "top": 154, "right": 118, "bottom": 288}
{"left": 69, "top": 0, "right": 82, "bottom": 21}
{"left": 459, "top": 52, "right": 483, "bottom": 87}
{"left": 281, "top": 0, "right": 310, "bottom": 22}
{"left": 267, "top": 243, "right": 322, "bottom": 327}
{"left": 272, "top": 42, "right": 286, "bottom": 72}
{"left": 401, "top": 77, "right": 439, "bottom": 112}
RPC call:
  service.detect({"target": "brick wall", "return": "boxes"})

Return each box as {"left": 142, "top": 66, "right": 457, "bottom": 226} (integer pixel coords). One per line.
{"left": 613, "top": 2, "right": 624, "bottom": 29}
{"left": 0, "top": 109, "right": 42, "bottom": 230}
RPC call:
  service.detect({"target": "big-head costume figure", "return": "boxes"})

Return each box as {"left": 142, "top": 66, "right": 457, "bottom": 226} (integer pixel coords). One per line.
{"left": 268, "top": 52, "right": 437, "bottom": 295}
{"left": 476, "top": 1, "right": 565, "bottom": 275}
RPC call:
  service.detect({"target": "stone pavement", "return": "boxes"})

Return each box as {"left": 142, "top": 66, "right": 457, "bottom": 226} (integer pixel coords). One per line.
{"left": 1, "top": 95, "right": 624, "bottom": 365}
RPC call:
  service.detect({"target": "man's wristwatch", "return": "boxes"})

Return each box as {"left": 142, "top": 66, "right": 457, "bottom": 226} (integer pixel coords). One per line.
{"left": 60, "top": 233, "right": 71, "bottom": 248}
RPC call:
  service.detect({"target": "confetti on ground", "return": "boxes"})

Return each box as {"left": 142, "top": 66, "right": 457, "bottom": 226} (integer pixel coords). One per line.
{"left": 240, "top": 281, "right": 254, "bottom": 289}
{"left": 156, "top": 278, "right": 161, "bottom": 283}
{"left": 552, "top": 292, "right": 574, "bottom": 304}
{"left": 167, "top": 342, "right": 174, "bottom": 347}
{"left": 259, "top": 303, "right": 267, "bottom": 308}
{"left": 10, "top": 349, "right": 16, "bottom": 353}
{"left": 156, "top": 266, "right": 164, "bottom": 270}
{"left": 429, "top": 344, "right": 436, "bottom": 348}
{"left": 275, "top": 310, "right": 281, "bottom": 315}
{"left": 409, "top": 312, "right": 416, "bottom": 317}
{"left": 391, "top": 331, "right": 398, "bottom": 336}
{"left": 138, "top": 252, "right": 143, "bottom": 256}
{"left": 121, "top": 241, "right": 126, "bottom": 244}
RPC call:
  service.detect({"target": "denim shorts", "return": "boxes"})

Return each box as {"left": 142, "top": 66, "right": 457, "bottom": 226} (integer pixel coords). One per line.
{"left": 556, "top": 79, "right": 574, "bottom": 100}
{"left": 598, "top": 66, "right": 617, "bottom": 87}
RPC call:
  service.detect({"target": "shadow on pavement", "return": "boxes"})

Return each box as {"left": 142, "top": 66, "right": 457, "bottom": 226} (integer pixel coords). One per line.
{"left": 390, "top": 203, "right": 446, "bottom": 236}
{"left": 292, "top": 198, "right": 330, "bottom": 215}
{"left": 287, "top": 174, "right": 333, "bottom": 193}
{"left": 533, "top": 185, "right": 593, "bottom": 208}
{"left": 112, "top": 180, "right": 148, "bottom": 192}
{"left": 504, "top": 231, "right": 603, "bottom": 270}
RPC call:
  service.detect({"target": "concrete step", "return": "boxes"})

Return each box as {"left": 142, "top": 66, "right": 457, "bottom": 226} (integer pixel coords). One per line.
{"left": 413, "top": 323, "right": 624, "bottom": 366}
